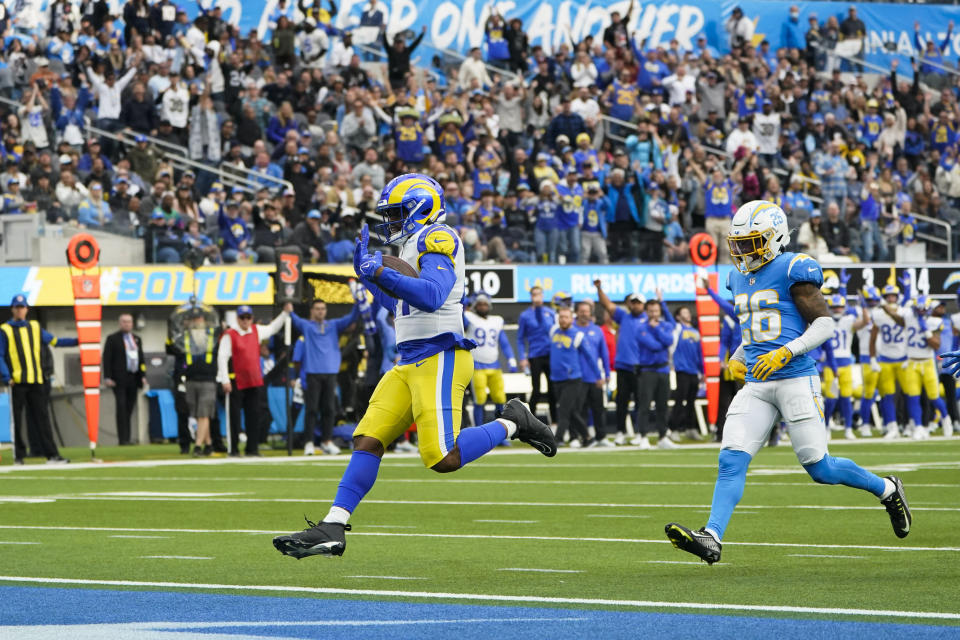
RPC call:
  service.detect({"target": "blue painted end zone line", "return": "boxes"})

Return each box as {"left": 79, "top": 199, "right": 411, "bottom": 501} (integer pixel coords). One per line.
{"left": 0, "top": 587, "right": 955, "bottom": 640}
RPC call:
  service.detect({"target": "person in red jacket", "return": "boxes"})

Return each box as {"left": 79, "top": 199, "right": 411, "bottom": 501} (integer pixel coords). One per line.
{"left": 217, "top": 304, "right": 289, "bottom": 456}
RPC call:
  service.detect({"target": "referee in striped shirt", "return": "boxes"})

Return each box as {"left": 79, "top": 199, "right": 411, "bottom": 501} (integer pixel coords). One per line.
{"left": 0, "top": 294, "right": 77, "bottom": 464}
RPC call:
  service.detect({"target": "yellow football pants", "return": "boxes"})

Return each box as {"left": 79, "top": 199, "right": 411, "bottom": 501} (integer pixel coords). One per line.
{"left": 354, "top": 349, "right": 474, "bottom": 468}
{"left": 472, "top": 368, "right": 506, "bottom": 406}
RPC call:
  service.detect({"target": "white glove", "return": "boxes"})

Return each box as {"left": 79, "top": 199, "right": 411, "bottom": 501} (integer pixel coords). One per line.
{"left": 829, "top": 378, "right": 839, "bottom": 397}
{"left": 870, "top": 358, "right": 881, "bottom": 373}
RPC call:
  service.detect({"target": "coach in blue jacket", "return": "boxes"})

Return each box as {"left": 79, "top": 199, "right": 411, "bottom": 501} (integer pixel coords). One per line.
{"left": 634, "top": 295, "right": 677, "bottom": 449}
{"left": 518, "top": 285, "right": 557, "bottom": 421}
{"left": 287, "top": 299, "right": 360, "bottom": 455}
{"left": 595, "top": 279, "right": 646, "bottom": 445}
{"left": 549, "top": 306, "right": 600, "bottom": 447}
{"left": 668, "top": 306, "right": 703, "bottom": 437}
{"left": 575, "top": 301, "right": 611, "bottom": 446}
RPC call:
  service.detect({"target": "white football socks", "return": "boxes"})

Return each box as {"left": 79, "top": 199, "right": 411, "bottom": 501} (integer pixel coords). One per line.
{"left": 498, "top": 418, "right": 517, "bottom": 438}
{"left": 323, "top": 506, "right": 351, "bottom": 525}
{"left": 880, "top": 478, "right": 896, "bottom": 500}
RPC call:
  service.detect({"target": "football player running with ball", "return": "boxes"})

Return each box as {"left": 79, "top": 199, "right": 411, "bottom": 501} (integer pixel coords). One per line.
{"left": 274, "top": 174, "right": 557, "bottom": 559}
{"left": 664, "top": 200, "right": 912, "bottom": 565}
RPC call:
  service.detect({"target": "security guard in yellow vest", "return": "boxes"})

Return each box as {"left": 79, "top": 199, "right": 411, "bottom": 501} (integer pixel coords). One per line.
{"left": 0, "top": 294, "right": 78, "bottom": 464}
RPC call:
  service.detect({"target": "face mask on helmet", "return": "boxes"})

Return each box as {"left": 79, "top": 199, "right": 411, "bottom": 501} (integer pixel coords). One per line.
{"left": 728, "top": 230, "right": 774, "bottom": 273}
{"left": 374, "top": 174, "right": 444, "bottom": 244}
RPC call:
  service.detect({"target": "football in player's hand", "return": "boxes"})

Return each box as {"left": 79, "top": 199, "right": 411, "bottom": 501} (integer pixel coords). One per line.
{"left": 381, "top": 255, "right": 418, "bottom": 278}
{"left": 377, "top": 255, "right": 418, "bottom": 299}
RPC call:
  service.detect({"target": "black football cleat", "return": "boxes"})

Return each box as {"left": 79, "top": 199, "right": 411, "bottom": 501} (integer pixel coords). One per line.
{"left": 881, "top": 475, "right": 912, "bottom": 538}
{"left": 501, "top": 398, "right": 557, "bottom": 457}
{"left": 273, "top": 518, "right": 351, "bottom": 559}
{"left": 665, "top": 522, "right": 722, "bottom": 565}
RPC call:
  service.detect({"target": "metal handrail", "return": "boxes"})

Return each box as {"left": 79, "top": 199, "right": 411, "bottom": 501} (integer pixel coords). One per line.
{"left": 88, "top": 123, "right": 293, "bottom": 194}
{"left": 86, "top": 123, "right": 188, "bottom": 158}
{"left": 430, "top": 43, "right": 522, "bottom": 84}
{"left": 912, "top": 212, "right": 952, "bottom": 261}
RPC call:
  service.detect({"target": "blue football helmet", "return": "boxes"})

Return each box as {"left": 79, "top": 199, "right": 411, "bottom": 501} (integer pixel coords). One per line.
{"left": 828, "top": 294, "right": 846, "bottom": 308}
{"left": 551, "top": 291, "right": 573, "bottom": 309}
{"left": 914, "top": 294, "right": 933, "bottom": 315}
{"left": 375, "top": 173, "right": 446, "bottom": 244}
{"left": 862, "top": 285, "right": 881, "bottom": 306}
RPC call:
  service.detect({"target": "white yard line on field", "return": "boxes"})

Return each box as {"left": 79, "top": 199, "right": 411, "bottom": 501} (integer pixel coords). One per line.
{"left": 787, "top": 554, "right": 865, "bottom": 559}
{"left": 344, "top": 575, "right": 426, "bottom": 581}
{"left": 30, "top": 494, "right": 960, "bottom": 513}
{"left": 4, "top": 475, "right": 960, "bottom": 489}
{"left": 0, "top": 541, "right": 39, "bottom": 545}
{"left": 473, "top": 519, "right": 539, "bottom": 524}
{"left": 0, "top": 524, "right": 957, "bottom": 554}
{"left": 140, "top": 555, "right": 213, "bottom": 560}
{"left": 1, "top": 576, "right": 957, "bottom": 620}
{"left": 497, "top": 568, "right": 583, "bottom": 573}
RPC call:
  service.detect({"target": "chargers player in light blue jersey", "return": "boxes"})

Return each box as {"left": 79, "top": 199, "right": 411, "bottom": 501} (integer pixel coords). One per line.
{"left": 665, "top": 200, "right": 912, "bottom": 565}
{"left": 273, "top": 174, "right": 557, "bottom": 559}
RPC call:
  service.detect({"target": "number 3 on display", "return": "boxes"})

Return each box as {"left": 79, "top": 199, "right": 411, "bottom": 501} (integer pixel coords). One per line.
{"left": 734, "top": 290, "right": 781, "bottom": 345}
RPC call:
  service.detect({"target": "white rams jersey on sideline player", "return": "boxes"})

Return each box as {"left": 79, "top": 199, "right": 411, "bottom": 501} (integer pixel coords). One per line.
{"left": 903, "top": 307, "right": 942, "bottom": 360}
{"left": 871, "top": 305, "right": 907, "bottom": 361}
{"left": 464, "top": 311, "right": 505, "bottom": 366}
{"left": 856, "top": 311, "right": 873, "bottom": 362}
{"left": 395, "top": 222, "right": 466, "bottom": 344}
{"left": 831, "top": 314, "right": 856, "bottom": 360}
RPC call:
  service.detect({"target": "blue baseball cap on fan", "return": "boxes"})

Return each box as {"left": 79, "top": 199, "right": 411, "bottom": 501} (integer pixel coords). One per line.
{"left": 236, "top": 305, "right": 253, "bottom": 316}
{"left": 10, "top": 294, "right": 27, "bottom": 307}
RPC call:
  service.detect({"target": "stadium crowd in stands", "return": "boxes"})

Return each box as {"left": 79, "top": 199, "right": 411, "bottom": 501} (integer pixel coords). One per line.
{"left": 1, "top": 2, "right": 959, "bottom": 265}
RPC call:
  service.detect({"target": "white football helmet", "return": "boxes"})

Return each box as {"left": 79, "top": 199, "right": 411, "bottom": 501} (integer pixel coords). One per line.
{"left": 728, "top": 200, "right": 790, "bottom": 274}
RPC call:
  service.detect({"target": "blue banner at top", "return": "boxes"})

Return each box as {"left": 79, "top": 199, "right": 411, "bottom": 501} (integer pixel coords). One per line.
{"left": 176, "top": 0, "right": 960, "bottom": 72}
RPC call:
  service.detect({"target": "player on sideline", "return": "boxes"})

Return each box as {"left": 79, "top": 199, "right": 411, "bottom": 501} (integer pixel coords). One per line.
{"left": 869, "top": 278, "right": 910, "bottom": 439}
{"left": 856, "top": 286, "right": 882, "bottom": 436}
{"left": 464, "top": 292, "right": 517, "bottom": 430}
{"left": 664, "top": 200, "right": 911, "bottom": 565}
{"left": 822, "top": 292, "right": 868, "bottom": 440}
{"left": 273, "top": 174, "right": 556, "bottom": 559}
{"left": 900, "top": 295, "right": 951, "bottom": 439}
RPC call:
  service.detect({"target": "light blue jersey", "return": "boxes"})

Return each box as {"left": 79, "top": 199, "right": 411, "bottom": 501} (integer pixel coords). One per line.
{"left": 726, "top": 251, "right": 823, "bottom": 383}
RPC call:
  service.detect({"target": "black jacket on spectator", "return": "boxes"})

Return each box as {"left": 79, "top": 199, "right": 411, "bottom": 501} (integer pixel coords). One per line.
{"left": 291, "top": 220, "right": 326, "bottom": 261}
{"left": 81, "top": 0, "right": 109, "bottom": 30}
{"left": 122, "top": 96, "right": 157, "bottom": 134}
{"left": 382, "top": 30, "right": 425, "bottom": 88}
{"left": 103, "top": 330, "right": 145, "bottom": 388}
{"left": 546, "top": 113, "right": 586, "bottom": 150}
{"left": 822, "top": 217, "right": 850, "bottom": 254}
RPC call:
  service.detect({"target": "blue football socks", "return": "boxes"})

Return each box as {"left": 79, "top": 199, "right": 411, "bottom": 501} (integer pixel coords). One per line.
{"left": 860, "top": 395, "right": 875, "bottom": 427}
{"left": 803, "top": 454, "right": 886, "bottom": 497}
{"left": 457, "top": 421, "right": 508, "bottom": 467}
{"left": 880, "top": 395, "right": 897, "bottom": 425}
{"left": 472, "top": 403, "right": 486, "bottom": 429}
{"left": 905, "top": 395, "right": 923, "bottom": 427}
{"left": 704, "top": 449, "right": 752, "bottom": 541}
{"left": 838, "top": 397, "right": 853, "bottom": 428}
{"left": 332, "top": 450, "right": 381, "bottom": 513}
{"left": 823, "top": 397, "right": 838, "bottom": 427}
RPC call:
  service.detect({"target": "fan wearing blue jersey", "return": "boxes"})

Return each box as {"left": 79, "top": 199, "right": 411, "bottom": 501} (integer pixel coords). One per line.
{"left": 274, "top": 174, "right": 557, "bottom": 560}
{"left": 665, "top": 200, "right": 912, "bottom": 565}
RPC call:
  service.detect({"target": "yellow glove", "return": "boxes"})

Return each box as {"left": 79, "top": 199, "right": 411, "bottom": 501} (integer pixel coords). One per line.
{"left": 728, "top": 359, "right": 747, "bottom": 382}
{"left": 752, "top": 346, "right": 793, "bottom": 381}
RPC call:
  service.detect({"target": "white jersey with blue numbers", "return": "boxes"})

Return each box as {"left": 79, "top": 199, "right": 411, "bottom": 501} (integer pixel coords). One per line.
{"left": 903, "top": 307, "right": 941, "bottom": 360}
{"left": 464, "top": 311, "right": 504, "bottom": 367}
{"left": 395, "top": 223, "right": 466, "bottom": 344}
{"left": 831, "top": 314, "right": 856, "bottom": 363}
{"left": 870, "top": 306, "right": 907, "bottom": 362}
{"left": 726, "top": 251, "right": 822, "bottom": 382}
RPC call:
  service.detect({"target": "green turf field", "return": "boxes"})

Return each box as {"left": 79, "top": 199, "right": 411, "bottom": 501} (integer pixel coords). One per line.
{"left": 0, "top": 439, "right": 958, "bottom": 634}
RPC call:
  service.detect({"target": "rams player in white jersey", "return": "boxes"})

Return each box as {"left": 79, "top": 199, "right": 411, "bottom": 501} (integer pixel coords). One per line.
{"left": 822, "top": 293, "right": 868, "bottom": 440}
{"left": 665, "top": 200, "right": 911, "bottom": 565}
{"left": 900, "top": 296, "right": 951, "bottom": 439}
{"left": 274, "top": 174, "right": 556, "bottom": 559}
{"left": 464, "top": 292, "right": 518, "bottom": 430}
{"left": 856, "top": 286, "right": 882, "bottom": 436}
{"left": 869, "top": 283, "right": 909, "bottom": 438}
